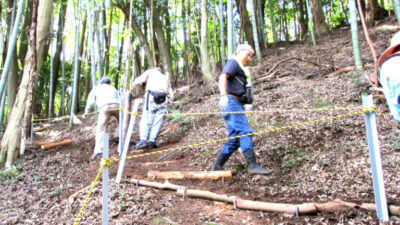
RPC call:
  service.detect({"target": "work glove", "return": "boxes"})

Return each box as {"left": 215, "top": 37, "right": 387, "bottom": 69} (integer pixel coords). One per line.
{"left": 219, "top": 95, "right": 228, "bottom": 110}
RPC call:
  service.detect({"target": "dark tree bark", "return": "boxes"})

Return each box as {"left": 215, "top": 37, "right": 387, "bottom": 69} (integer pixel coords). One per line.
{"left": 364, "top": 0, "right": 387, "bottom": 26}
{"left": 235, "top": 0, "right": 255, "bottom": 46}
{"left": 18, "top": 0, "right": 33, "bottom": 66}
{"left": 5, "top": 0, "right": 19, "bottom": 116}
{"left": 49, "top": 0, "right": 68, "bottom": 116}
{"left": 115, "top": 0, "right": 155, "bottom": 67}
{"left": 153, "top": 5, "right": 174, "bottom": 79}
{"left": 298, "top": 0, "right": 308, "bottom": 40}
{"left": 310, "top": 0, "right": 329, "bottom": 36}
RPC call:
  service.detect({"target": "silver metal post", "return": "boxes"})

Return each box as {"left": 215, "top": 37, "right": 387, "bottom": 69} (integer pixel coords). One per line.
{"left": 116, "top": 99, "right": 140, "bottom": 184}
{"left": 118, "top": 92, "right": 123, "bottom": 155}
{"left": 362, "top": 95, "right": 389, "bottom": 222}
{"left": 102, "top": 132, "right": 109, "bottom": 225}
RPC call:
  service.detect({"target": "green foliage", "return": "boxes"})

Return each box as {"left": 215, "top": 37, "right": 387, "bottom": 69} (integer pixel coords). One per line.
{"left": 200, "top": 149, "right": 209, "bottom": 154}
{"left": 313, "top": 98, "right": 330, "bottom": 108}
{"left": 168, "top": 110, "right": 183, "bottom": 121}
{"left": 247, "top": 115, "right": 259, "bottom": 130}
{"left": 279, "top": 146, "right": 312, "bottom": 168}
{"left": 50, "top": 188, "right": 60, "bottom": 196}
{"left": 0, "top": 165, "right": 21, "bottom": 181}
{"left": 226, "top": 165, "right": 247, "bottom": 172}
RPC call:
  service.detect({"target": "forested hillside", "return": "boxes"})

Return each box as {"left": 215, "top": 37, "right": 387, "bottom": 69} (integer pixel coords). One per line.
{"left": 0, "top": 0, "right": 400, "bottom": 224}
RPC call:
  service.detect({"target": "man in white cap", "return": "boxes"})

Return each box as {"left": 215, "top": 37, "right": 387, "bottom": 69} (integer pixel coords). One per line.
{"left": 213, "top": 44, "right": 272, "bottom": 175}
{"left": 130, "top": 67, "right": 173, "bottom": 150}
{"left": 83, "top": 76, "right": 121, "bottom": 159}
{"left": 379, "top": 31, "right": 400, "bottom": 122}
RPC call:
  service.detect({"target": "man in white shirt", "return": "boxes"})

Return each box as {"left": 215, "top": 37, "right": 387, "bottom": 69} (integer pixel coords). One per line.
{"left": 379, "top": 31, "right": 400, "bottom": 122}
{"left": 130, "top": 68, "right": 173, "bottom": 149}
{"left": 83, "top": 76, "right": 121, "bottom": 159}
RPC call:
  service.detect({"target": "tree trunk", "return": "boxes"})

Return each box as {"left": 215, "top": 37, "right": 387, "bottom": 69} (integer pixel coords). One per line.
{"left": 268, "top": 0, "right": 278, "bottom": 43}
{"left": 85, "top": 0, "right": 97, "bottom": 88}
{"left": 227, "top": 0, "right": 234, "bottom": 56}
{"left": 219, "top": 0, "right": 226, "bottom": 64}
{"left": 115, "top": 0, "right": 155, "bottom": 68}
{"left": 153, "top": 6, "right": 174, "bottom": 79}
{"left": 200, "top": 0, "right": 213, "bottom": 84}
{"left": 6, "top": 0, "right": 20, "bottom": 117}
{"left": 70, "top": 0, "right": 81, "bottom": 127}
{"left": 182, "top": 0, "right": 189, "bottom": 81}
{"left": 1, "top": 0, "right": 52, "bottom": 168}
{"left": 298, "top": 0, "right": 307, "bottom": 41}
{"left": 150, "top": 0, "right": 158, "bottom": 66}
{"left": 115, "top": 20, "right": 125, "bottom": 90}
{"left": 76, "top": 13, "right": 87, "bottom": 113}
{"left": 105, "top": 4, "right": 113, "bottom": 75}
{"left": 364, "top": 0, "right": 387, "bottom": 26}
{"left": 49, "top": 0, "right": 68, "bottom": 117}
{"left": 235, "top": 0, "right": 254, "bottom": 46}
{"left": 310, "top": 0, "right": 329, "bottom": 36}
{"left": 249, "top": 0, "right": 261, "bottom": 60}
{"left": 187, "top": 0, "right": 193, "bottom": 82}
{"left": 18, "top": 0, "right": 33, "bottom": 67}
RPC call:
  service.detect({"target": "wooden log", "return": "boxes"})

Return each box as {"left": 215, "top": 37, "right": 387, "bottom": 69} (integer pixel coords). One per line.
{"left": 326, "top": 66, "right": 355, "bottom": 77}
{"left": 34, "top": 141, "right": 50, "bottom": 146}
{"left": 176, "top": 189, "right": 400, "bottom": 216}
{"left": 147, "top": 170, "right": 232, "bottom": 181}
{"left": 137, "top": 160, "right": 179, "bottom": 166}
{"left": 124, "top": 178, "right": 400, "bottom": 216}
{"left": 127, "top": 179, "right": 184, "bottom": 190}
{"left": 40, "top": 139, "right": 72, "bottom": 150}
{"left": 33, "top": 123, "right": 51, "bottom": 132}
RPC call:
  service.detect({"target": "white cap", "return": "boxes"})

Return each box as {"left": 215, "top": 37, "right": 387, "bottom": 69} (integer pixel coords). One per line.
{"left": 379, "top": 31, "right": 400, "bottom": 66}
{"left": 236, "top": 44, "right": 254, "bottom": 54}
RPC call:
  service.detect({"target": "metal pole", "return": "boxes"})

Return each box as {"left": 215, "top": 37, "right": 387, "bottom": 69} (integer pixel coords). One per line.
{"left": 362, "top": 95, "right": 389, "bottom": 222}
{"left": 118, "top": 92, "right": 123, "bottom": 155}
{"left": 116, "top": 100, "right": 140, "bottom": 184}
{"left": 102, "top": 132, "right": 109, "bottom": 225}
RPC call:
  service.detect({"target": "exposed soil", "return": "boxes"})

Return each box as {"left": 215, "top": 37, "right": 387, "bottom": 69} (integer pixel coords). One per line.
{"left": 1, "top": 17, "right": 400, "bottom": 225}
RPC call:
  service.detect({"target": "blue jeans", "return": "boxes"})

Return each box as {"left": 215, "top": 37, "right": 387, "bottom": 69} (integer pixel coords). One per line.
{"left": 139, "top": 95, "right": 168, "bottom": 142}
{"left": 220, "top": 96, "right": 254, "bottom": 156}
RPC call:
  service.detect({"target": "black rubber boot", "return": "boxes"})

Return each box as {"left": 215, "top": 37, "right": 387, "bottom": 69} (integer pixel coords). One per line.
{"left": 212, "top": 152, "right": 230, "bottom": 171}
{"left": 242, "top": 150, "right": 273, "bottom": 175}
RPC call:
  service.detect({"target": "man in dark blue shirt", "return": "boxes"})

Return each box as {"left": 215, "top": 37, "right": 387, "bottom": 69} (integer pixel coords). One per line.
{"left": 213, "top": 44, "right": 272, "bottom": 175}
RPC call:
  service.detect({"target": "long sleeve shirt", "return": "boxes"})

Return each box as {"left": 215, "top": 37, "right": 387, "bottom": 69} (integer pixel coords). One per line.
{"left": 84, "top": 84, "right": 120, "bottom": 113}
{"left": 131, "top": 69, "right": 174, "bottom": 101}
{"left": 380, "top": 55, "right": 400, "bottom": 121}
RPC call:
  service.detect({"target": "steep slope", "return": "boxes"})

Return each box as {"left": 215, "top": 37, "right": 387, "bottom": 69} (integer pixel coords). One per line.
{"left": 1, "top": 17, "right": 400, "bottom": 224}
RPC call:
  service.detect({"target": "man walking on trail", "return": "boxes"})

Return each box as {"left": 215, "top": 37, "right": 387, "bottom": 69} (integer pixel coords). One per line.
{"left": 213, "top": 44, "right": 272, "bottom": 175}
{"left": 83, "top": 76, "right": 121, "bottom": 159}
{"left": 379, "top": 31, "right": 400, "bottom": 122}
{"left": 130, "top": 67, "right": 173, "bottom": 150}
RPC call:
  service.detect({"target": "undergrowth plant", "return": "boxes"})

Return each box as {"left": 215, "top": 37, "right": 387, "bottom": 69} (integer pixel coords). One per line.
{"left": 0, "top": 165, "right": 21, "bottom": 181}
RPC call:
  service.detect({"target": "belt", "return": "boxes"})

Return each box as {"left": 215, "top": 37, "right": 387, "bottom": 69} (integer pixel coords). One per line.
{"left": 228, "top": 94, "right": 240, "bottom": 99}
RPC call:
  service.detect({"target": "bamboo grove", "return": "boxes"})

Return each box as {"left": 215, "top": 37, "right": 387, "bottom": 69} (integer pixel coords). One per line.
{"left": 0, "top": 0, "right": 396, "bottom": 168}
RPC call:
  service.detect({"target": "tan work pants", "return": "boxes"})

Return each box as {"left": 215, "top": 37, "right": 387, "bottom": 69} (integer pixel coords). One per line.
{"left": 94, "top": 104, "right": 120, "bottom": 154}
